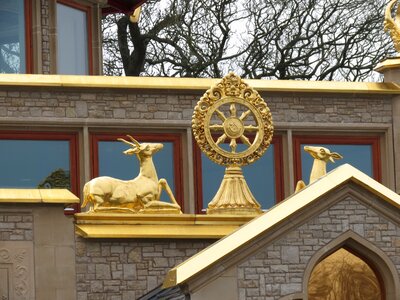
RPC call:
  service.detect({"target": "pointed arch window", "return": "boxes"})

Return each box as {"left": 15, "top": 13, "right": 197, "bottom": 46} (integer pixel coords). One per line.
{"left": 308, "top": 248, "right": 383, "bottom": 300}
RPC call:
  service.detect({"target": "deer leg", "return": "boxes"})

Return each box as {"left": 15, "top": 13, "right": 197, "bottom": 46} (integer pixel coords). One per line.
{"left": 158, "top": 178, "right": 179, "bottom": 206}
{"left": 92, "top": 195, "right": 105, "bottom": 211}
{"left": 137, "top": 192, "right": 154, "bottom": 205}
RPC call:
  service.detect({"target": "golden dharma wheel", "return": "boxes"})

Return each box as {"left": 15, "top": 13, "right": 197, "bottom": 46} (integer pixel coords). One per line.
{"left": 192, "top": 72, "right": 274, "bottom": 167}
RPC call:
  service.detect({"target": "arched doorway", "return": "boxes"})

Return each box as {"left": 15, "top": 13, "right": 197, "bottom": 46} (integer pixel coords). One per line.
{"left": 308, "top": 248, "right": 383, "bottom": 299}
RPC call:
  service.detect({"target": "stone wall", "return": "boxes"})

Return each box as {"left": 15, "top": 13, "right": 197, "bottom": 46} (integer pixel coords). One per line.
{"left": 75, "top": 238, "right": 213, "bottom": 300}
{"left": 0, "top": 209, "right": 33, "bottom": 241}
{"left": 0, "top": 204, "right": 77, "bottom": 300}
{"left": 237, "top": 196, "right": 400, "bottom": 299}
{"left": 0, "top": 88, "right": 393, "bottom": 124}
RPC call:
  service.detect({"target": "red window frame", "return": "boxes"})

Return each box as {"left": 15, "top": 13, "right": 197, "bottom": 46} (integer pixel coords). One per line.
{"left": 293, "top": 135, "right": 382, "bottom": 183}
{"left": 24, "top": 0, "right": 33, "bottom": 73}
{"left": 193, "top": 136, "right": 284, "bottom": 214}
{"left": 0, "top": 131, "right": 80, "bottom": 213}
{"left": 56, "top": 0, "right": 93, "bottom": 74}
{"left": 90, "top": 133, "right": 184, "bottom": 209}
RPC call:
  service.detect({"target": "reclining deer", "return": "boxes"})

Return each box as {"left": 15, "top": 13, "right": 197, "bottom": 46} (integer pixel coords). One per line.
{"left": 295, "top": 146, "right": 343, "bottom": 192}
{"left": 82, "top": 135, "right": 181, "bottom": 213}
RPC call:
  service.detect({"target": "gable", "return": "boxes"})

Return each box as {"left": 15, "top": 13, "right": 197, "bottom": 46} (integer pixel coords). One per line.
{"left": 163, "top": 165, "right": 400, "bottom": 293}
{"left": 236, "top": 191, "right": 400, "bottom": 299}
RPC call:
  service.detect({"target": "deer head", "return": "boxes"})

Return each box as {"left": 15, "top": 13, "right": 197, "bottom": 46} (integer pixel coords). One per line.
{"left": 118, "top": 135, "right": 163, "bottom": 157}
{"left": 304, "top": 146, "right": 343, "bottom": 163}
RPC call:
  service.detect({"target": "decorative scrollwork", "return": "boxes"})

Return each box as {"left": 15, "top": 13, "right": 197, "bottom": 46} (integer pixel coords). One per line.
{"left": 192, "top": 72, "right": 274, "bottom": 167}
{"left": 0, "top": 249, "right": 10, "bottom": 262}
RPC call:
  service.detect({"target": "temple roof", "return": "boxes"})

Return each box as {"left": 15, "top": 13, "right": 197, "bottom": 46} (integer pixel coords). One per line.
{"left": 163, "top": 164, "right": 400, "bottom": 288}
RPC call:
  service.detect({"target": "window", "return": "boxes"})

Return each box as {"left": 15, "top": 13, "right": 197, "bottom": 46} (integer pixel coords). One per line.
{"left": 308, "top": 248, "right": 383, "bottom": 299}
{"left": 0, "top": 131, "right": 79, "bottom": 193}
{"left": 293, "top": 136, "right": 381, "bottom": 182}
{"left": 0, "top": 0, "right": 31, "bottom": 73}
{"left": 56, "top": 0, "right": 92, "bottom": 74}
{"left": 90, "top": 133, "right": 183, "bottom": 208}
{"left": 194, "top": 136, "right": 283, "bottom": 213}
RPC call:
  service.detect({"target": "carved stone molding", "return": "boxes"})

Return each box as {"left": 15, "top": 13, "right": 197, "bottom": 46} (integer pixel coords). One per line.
{"left": 0, "top": 242, "right": 34, "bottom": 300}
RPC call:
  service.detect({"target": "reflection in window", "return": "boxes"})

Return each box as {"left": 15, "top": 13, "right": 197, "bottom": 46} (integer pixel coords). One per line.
{"left": 98, "top": 141, "right": 175, "bottom": 194}
{"left": 0, "top": 0, "right": 26, "bottom": 73}
{"left": 301, "top": 144, "right": 373, "bottom": 179}
{"left": 308, "top": 248, "right": 382, "bottom": 300}
{"left": 201, "top": 144, "right": 277, "bottom": 210}
{"left": 57, "top": 2, "right": 88, "bottom": 74}
{"left": 0, "top": 140, "right": 71, "bottom": 189}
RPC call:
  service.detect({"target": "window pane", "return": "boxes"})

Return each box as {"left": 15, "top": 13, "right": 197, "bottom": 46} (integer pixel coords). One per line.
{"left": 301, "top": 144, "right": 373, "bottom": 180}
{"left": 201, "top": 144, "right": 276, "bottom": 210}
{"left": 98, "top": 141, "right": 175, "bottom": 193}
{"left": 57, "top": 3, "right": 88, "bottom": 74}
{"left": 0, "top": 140, "right": 70, "bottom": 188}
{"left": 308, "top": 248, "right": 382, "bottom": 299}
{"left": 0, "top": 0, "right": 26, "bottom": 73}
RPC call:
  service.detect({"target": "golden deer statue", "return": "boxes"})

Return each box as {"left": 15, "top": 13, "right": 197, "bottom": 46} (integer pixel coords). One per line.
{"left": 295, "top": 146, "right": 343, "bottom": 192}
{"left": 82, "top": 135, "right": 181, "bottom": 214}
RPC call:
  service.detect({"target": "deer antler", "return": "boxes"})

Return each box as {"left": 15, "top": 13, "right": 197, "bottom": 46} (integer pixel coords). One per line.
{"left": 118, "top": 135, "right": 141, "bottom": 148}
{"left": 127, "top": 135, "right": 141, "bottom": 147}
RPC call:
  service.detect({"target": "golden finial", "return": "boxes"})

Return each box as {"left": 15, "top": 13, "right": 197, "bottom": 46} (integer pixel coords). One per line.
{"left": 192, "top": 72, "right": 274, "bottom": 215}
{"left": 384, "top": 0, "right": 400, "bottom": 53}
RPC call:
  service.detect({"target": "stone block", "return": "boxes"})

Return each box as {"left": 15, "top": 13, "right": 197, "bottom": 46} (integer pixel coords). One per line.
{"left": 281, "top": 246, "right": 299, "bottom": 264}
{"left": 66, "top": 107, "right": 77, "bottom": 117}
{"left": 113, "top": 108, "right": 126, "bottom": 119}
{"left": 153, "top": 257, "right": 168, "bottom": 267}
{"left": 281, "top": 283, "right": 301, "bottom": 295}
{"left": 95, "top": 264, "right": 111, "bottom": 280}
{"left": 123, "top": 264, "right": 136, "bottom": 280}
{"left": 81, "top": 93, "right": 96, "bottom": 100}
{"left": 122, "top": 291, "right": 135, "bottom": 300}
{"left": 90, "top": 281, "right": 103, "bottom": 293}
{"left": 76, "top": 101, "right": 88, "bottom": 117}
{"left": 30, "top": 107, "right": 42, "bottom": 117}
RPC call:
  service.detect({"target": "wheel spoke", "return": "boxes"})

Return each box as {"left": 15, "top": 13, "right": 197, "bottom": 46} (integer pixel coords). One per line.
{"left": 239, "top": 110, "right": 251, "bottom": 121}
{"left": 209, "top": 124, "right": 224, "bottom": 131}
{"left": 240, "top": 135, "right": 252, "bottom": 147}
{"left": 244, "top": 125, "right": 259, "bottom": 132}
{"left": 215, "top": 134, "right": 227, "bottom": 145}
{"left": 215, "top": 109, "right": 227, "bottom": 122}
{"left": 230, "top": 139, "right": 237, "bottom": 153}
{"left": 230, "top": 104, "right": 237, "bottom": 117}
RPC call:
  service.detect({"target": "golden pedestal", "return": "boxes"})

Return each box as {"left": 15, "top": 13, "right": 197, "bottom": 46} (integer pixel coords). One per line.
{"left": 207, "top": 167, "right": 262, "bottom": 215}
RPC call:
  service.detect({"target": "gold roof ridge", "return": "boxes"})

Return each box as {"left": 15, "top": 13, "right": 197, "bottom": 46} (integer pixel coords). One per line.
{"left": 0, "top": 74, "right": 399, "bottom": 94}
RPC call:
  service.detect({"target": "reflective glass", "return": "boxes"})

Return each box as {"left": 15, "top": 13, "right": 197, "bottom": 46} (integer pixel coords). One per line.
{"left": 301, "top": 144, "right": 373, "bottom": 180}
{"left": 98, "top": 141, "right": 175, "bottom": 194}
{"left": 308, "top": 248, "right": 382, "bottom": 300}
{"left": 57, "top": 3, "right": 88, "bottom": 74}
{"left": 201, "top": 144, "right": 276, "bottom": 210}
{"left": 0, "top": 0, "right": 26, "bottom": 73}
{"left": 0, "top": 140, "right": 70, "bottom": 188}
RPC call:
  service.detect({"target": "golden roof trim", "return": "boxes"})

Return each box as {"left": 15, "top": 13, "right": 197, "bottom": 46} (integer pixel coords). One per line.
{"left": 0, "top": 74, "right": 399, "bottom": 94}
{"left": 0, "top": 189, "right": 80, "bottom": 204}
{"left": 162, "top": 164, "right": 400, "bottom": 288}
{"left": 375, "top": 57, "right": 400, "bottom": 73}
{"left": 74, "top": 214, "right": 254, "bottom": 238}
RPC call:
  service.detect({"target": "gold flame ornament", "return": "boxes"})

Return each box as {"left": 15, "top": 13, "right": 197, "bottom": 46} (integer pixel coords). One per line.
{"left": 384, "top": 0, "right": 400, "bottom": 53}
{"left": 192, "top": 72, "right": 274, "bottom": 215}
